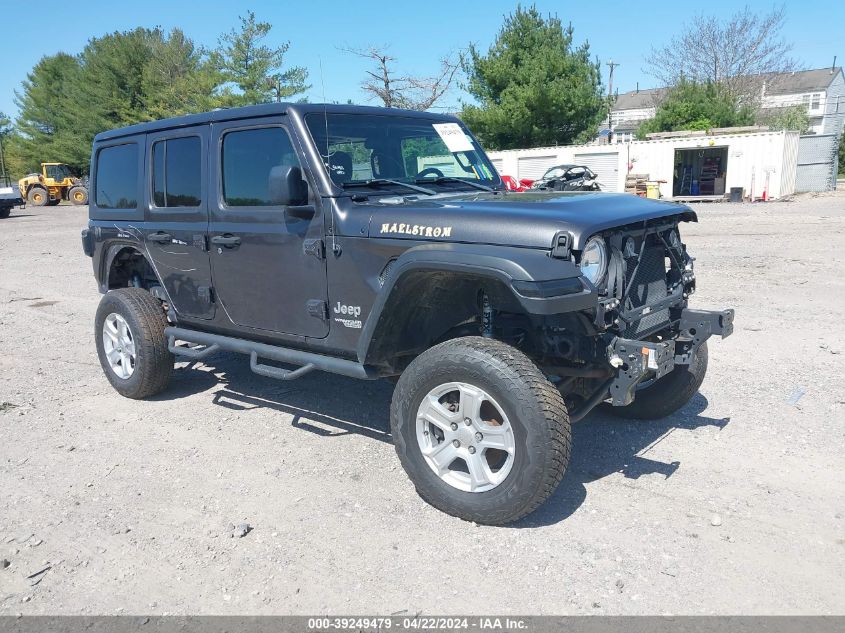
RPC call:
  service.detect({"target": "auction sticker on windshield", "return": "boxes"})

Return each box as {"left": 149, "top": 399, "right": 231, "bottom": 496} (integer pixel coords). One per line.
{"left": 433, "top": 123, "right": 474, "bottom": 153}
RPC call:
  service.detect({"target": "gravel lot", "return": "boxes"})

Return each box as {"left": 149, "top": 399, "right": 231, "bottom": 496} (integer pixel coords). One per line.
{"left": 1, "top": 194, "right": 843, "bottom": 615}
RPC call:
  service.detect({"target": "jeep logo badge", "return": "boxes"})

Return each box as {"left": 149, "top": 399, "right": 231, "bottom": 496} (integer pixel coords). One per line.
{"left": 333, "top": 302, "right": 361, "bottom": 318}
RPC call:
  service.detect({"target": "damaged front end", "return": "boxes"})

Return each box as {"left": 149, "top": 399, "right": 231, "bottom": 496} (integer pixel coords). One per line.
{"left": 534, "top": 216, "right": 734, "bottom": 419}
{"left": 606, "top": 306, "right": 734, "bottom": 408}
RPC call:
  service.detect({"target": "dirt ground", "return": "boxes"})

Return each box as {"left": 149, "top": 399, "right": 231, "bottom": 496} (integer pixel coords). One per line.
{"left": 1, "top": 193, "right": 843, "bottom": 616}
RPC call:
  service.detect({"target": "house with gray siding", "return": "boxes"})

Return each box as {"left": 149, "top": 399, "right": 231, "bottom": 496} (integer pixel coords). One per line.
{"left": 610, "top": 67, "right": 844, "bottom": 140}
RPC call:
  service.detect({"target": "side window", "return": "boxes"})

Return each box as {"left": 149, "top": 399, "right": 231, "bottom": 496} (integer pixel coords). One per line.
{"left": 152, "top": 136, "right": 201, "bottom": 207}
{"left": 96, "top": 143, "right": 138, "bottom": 209}
{"left": 222, "top": 127, "right": 301, "bottom": 207}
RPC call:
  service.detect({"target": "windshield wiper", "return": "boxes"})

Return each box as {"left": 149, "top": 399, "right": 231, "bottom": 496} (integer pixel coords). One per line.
{"left": 415, "top": 176, "right": 495, "bottom": 193}
{"left": 342, "top": 179, "right": 436, "bottom": 196}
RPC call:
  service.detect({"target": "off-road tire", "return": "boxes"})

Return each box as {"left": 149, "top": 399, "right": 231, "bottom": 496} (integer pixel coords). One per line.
{"left": 95, "top": 288, "right": 173, "bottom": 399}
{"left": 391, "top": 336, "right": 571, "bottom": 525}
{"left": 27, "top": 186, "right": 48, "bottom": 206}
{"left": 607, "top": 342, "right": 708, "bottom": 420}
{"left": 69, "top": 186, "right": 88, "bottom": 205}
{"left": 0, "top": 207, "right": 10, "bottom": 219}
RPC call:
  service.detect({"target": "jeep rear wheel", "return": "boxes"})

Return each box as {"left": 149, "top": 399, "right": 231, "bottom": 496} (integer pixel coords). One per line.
{"left": 391, "top": 337, "right": 571, "bottom": 525}
{"left": 95, "top": 288, "right": 173, "bottom": 399}
{"left": 607, "top": 342, "right": 708, "bottom": 420}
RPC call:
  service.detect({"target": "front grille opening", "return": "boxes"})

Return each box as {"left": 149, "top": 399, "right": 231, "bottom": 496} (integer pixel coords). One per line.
{"left": 623, "top": 235, "right": 671, "bottom": 337}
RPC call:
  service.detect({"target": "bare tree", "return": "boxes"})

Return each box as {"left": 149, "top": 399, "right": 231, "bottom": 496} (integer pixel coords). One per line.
{"left": 645, "top": 5, "right": 798, "bottom": 103}
{"left": 342, "top": 46, "right": 463, "bottom": 111}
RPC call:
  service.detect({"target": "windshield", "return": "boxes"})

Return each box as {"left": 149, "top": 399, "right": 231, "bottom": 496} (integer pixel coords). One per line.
{"left": 305, "top": 113, "right": 500, "bottom": 192}
{"left": 542, "top": 167, "right": 568, "bottom": 180}
{"left": 46, "top": 164, "right": 71, "bottom": 180}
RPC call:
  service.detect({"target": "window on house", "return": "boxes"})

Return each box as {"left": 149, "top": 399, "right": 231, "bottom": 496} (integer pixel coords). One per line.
{"left": 804, "top": 93, "right": 822, "bottom": 112}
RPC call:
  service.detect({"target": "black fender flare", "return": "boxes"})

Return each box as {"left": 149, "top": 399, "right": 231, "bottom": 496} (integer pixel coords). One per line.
{"left": 356, "top": 242, "right": 597, "bottom": 364}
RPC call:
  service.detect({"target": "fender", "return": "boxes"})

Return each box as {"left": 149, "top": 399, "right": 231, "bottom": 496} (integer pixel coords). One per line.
{"left": 357, "top": 242, "right": 597, "bottom": 364}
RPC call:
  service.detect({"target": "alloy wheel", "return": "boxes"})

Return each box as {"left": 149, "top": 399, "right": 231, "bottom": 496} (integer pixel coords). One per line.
{"left": 102, "top": 313, "right": 136, "bottom": 379}
{"left": 416, "top": 382, "right": 515, "bottom": 492}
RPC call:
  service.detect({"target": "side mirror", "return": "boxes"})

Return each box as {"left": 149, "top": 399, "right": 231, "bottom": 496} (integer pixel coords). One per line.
{"left": 269, "top": 165, "right": 309, "bottom": 206}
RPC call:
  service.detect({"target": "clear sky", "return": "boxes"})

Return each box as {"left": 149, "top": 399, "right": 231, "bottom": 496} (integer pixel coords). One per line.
{"left": 0, "top": 0, "right": 841, "bottom": 119}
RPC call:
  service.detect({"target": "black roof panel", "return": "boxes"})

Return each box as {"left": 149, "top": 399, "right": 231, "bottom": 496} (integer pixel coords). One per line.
{"left": 94, "top": 103, "right": 460, "bottom": 142}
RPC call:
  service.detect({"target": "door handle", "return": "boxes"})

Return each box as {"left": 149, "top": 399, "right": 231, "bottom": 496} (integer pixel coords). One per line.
{"left": 147, "top": 232, "right": 172, "bottom": 243}
{"left": 210, "top": 235, "right": 241, "bottom": 247}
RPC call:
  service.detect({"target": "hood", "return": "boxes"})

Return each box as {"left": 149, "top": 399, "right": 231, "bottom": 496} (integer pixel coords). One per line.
{"left": 365, "top": 191, "right": 696, "bottom": 250}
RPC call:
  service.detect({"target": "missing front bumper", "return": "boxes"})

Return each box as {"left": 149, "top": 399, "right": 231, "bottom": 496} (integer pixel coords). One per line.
{"left": 607, "top": 307, "right": 734, "bottom": 406}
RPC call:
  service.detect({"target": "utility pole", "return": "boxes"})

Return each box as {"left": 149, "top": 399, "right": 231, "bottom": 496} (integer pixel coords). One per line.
{"left": 606, "top": 60, "right": 621, "bottom": 140}
{"left": 606, "top": 60, "right": 620, "bottom": 102}
{"left": 0, "top": 135, "right": 8, "bottom": 186}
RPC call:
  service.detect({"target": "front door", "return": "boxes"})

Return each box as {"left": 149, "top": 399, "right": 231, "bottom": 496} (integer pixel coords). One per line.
{"left": 143, "top": 127, "right": 215, "bottom": 320}
{"left": 208, "top": 119, "right": 329, "bottom": 337}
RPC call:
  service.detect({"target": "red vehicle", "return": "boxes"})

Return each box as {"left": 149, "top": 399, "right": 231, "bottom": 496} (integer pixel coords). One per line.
{"left": 500, "top": 175, "right": 529, "bottom": 192}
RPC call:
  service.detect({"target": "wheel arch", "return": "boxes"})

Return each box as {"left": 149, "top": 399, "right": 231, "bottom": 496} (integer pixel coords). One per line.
{"left": 356, "top": 243, "right": 595, "bottom": 370}
{"left": 100, "top": 244, "right": 161, "bottom": 293}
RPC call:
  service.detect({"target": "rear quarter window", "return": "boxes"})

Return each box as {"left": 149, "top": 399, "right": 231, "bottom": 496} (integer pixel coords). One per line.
{"left": 95, "top": 143, "right": 138, "bottom": 209}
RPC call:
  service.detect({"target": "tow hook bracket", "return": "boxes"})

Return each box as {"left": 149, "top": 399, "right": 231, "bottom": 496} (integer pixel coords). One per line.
{"left": 674, "top": 308, "right": 735, "bottom": 364}
{"left": 608, "top": 338, "right": 675, "bottom": 406}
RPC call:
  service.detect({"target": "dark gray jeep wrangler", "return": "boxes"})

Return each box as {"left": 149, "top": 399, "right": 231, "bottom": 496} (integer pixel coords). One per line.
{"left": 82, "top": 103, "right": 733, "bottom": 525}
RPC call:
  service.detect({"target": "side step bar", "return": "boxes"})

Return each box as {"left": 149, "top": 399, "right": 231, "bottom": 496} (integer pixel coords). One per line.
{"left": 164, "top": 326, "right": 379, "bottom": 381}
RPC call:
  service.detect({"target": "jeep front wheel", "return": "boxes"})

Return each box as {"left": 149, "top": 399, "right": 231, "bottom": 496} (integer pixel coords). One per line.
{"left": 391, "top": 337, "right": 571, "bottom": 525}
{"left": 94, "top": 288, "right": 173, "bottom": 399}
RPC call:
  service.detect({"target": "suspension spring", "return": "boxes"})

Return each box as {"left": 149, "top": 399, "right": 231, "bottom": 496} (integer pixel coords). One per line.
{"left": 481, "top": 292, "right": 493, "bottom": 338}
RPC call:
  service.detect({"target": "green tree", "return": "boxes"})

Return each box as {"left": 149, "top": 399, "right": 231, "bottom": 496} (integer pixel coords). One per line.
{"left": 10, "top": 53, "right": 84, "bottom": 173}
{"left": 68, "top": 28, "right": 162, "bottom": 156}
{"left": 8, "top": 14, "right": 311, "bottom": 173}
{"left": 142, "top": 29, "right": 223, "bottom": 118}
{"left": 758, "top": 105, "right": 810, "bottom": 134}
{"left": 460, "top": 5, "right": 605, "bottom": 150}
{"left": 636, "top": 80, "right": 754, "bottom": 138}
{"left": 215, "top": 11, "right": 309, "bottom": 105}
{"left": 0, "top": 111, "right": 13, "bottom": 180}
{"left": 11, "top": 28, "right": 228, "bottom": 173}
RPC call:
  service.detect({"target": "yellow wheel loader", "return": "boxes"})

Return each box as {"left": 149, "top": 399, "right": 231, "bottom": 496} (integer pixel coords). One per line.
{"left": 18, "top": 163, "right": 88, "bottom": 207}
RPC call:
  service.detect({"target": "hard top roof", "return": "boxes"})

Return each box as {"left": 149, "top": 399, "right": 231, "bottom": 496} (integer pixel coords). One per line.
{"left": 93, "top": 103, "right": 461, "bottom": 143}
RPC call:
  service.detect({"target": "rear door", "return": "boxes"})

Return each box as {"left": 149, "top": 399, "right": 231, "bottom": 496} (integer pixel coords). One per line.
{"left": 208, "top": 119, "right": 329, "bottom": 337}
{"left": 143, "top": 127, "right": 215, "bottom": 319}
